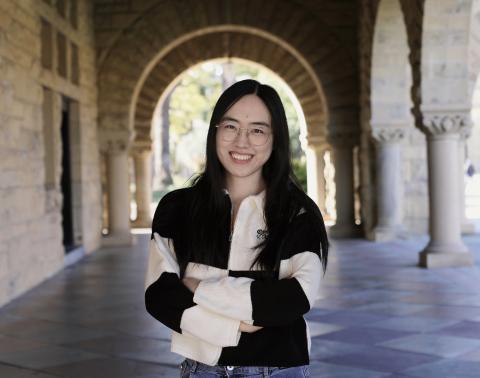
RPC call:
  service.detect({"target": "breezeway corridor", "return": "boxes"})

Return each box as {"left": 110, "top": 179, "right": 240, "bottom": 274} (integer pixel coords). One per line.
{"left": 1, "top": 234, "right": 480, "bottom": 378}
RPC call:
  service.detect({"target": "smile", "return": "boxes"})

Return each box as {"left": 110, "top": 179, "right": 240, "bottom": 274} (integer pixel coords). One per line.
{"left": 230, "top": 152, "right": 253, "bottom": 161}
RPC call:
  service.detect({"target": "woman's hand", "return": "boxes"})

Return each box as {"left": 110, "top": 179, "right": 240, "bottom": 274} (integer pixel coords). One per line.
{"left": 239, "top": 322, "right": 263, "bottom": 333}
{"left": 182, "top": 277, "right": 201, "bottom": 293}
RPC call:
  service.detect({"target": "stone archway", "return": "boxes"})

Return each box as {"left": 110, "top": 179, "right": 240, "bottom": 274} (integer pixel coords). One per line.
{"left": 97, "top": 0, "right": 358, "bottom": 137}
{"left": 131, "top": 28, "right": 327, "bottom": 147}
{"left": 95, "top": 0, "right": 359, "bottom": 241}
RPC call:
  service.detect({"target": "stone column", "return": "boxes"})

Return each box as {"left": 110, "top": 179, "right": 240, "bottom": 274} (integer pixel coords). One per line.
{"left": 328, "top": 133, "right": 361, "bottom": 238}
{"left": 100, "top": 129, "right": 134, "bottom": 246}
{"left": 132, "top": 147, "right": 153, "bottom": 228}
{"left": 370, "top": 127, "right": 406, "bottom": 241}
{"left": 305, "top": 135, "right": 327, "bottom": 215}
{"left": 459, "top": 130, "right": 476, "bottom": 234}
{"left": 419, "top": 109, "right": 474, "bottom": 268}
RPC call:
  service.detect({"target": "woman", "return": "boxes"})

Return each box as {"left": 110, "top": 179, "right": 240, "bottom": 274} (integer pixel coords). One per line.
{"left": 145, "top": 79, "right": 328, "bottom": 377}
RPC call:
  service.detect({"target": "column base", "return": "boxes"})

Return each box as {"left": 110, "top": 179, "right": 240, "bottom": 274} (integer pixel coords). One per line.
{"left": 329, "top": 224, "right": 363, "bottom": 239}
{"left": 368, "top": 226, "right": 407, "bottom": 242}
{"left": 131, "top": 218, "right": 152, "bottom": 228}
{"left": 102, "top": 232, "right": 134, "bottom": 247}
{"left": 461, "top": 220, "right": 477, "bottom": 235}
{"left": 418, "top": 242, "right": 474, "bottom": 268}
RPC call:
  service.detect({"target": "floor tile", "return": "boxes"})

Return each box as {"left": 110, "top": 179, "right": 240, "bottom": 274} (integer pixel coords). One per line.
{"left": 0, "top": 345, "right": 103, "bottom": 369}
{"left": 63, "top": 334, "right": 182, "bottom": 365}
{"left": 402, "top": 359, "right": 480, "bottom": 378}
{"left": 0, "top": 334, "right": 47, "bottom": 354}
{"left": 367, "top": 315, "right": 459, "bottom": 332}
{"left": 433, "top": 320, "right": 480, "bottom": 340}
{"left": 457, "top": 348, "right": 480, "bottom": 362}
{"left": 320, "top": 326, "right": 413, "bottom": 345}
{"left": 0, "top": 363, "right": 59, "bottom": 378}
{"left": 379, "top": 334, "right": 480, "bottom": 358}
{"left": 321, "top": 345, "right": 439, "bottom": 373}
{"left": 309, "top": 340, "right": 366, "bottom": 360}
{"left": 43, "top": 357, "right": 179, "bottom": 378}
{"left": 412, "top": 306, "right": 480, "bottom": 321}
{"left": 0, "top": 317, "right": 116, "bottom": 344}
{"left": 309, "top": 361, "right": 388, "bottom": 378}
{"left": 307, "top": 321, "right": 345, "bottom": 337}
{"left": 352, "top": 302, "right": 433, "bottom": 316}
{"left": 314, "top": 311, "right": 388, "bottom": 326}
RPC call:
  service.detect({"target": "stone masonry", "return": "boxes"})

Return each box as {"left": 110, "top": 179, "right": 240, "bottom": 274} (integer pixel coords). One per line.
{"left": 0, "top": 0, "right": 101, "bottom": 307}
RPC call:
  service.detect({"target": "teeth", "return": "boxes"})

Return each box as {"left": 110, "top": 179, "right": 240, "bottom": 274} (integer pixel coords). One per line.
{"left": 231, "top": 153, "right": 252, "bottom": 161}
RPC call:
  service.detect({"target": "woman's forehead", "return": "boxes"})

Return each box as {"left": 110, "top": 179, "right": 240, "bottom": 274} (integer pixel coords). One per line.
{"left": 224, "top": 95, "right": 271, "bottom": 123}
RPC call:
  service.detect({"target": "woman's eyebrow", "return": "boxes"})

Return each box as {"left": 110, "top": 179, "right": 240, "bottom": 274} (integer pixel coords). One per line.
{"left": 221, "top": 116, "right": 270, "bottom": 127}
{"left": 220, "top": 116, "right": 239, "bottom": 123}
{"left": 250, "top": 121, "right": 271, "bottom": 128}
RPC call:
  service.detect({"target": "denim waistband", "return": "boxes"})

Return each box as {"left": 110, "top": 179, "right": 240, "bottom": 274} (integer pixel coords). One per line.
{"left": 182, "top": 358, "right": 306, "bottom": 376}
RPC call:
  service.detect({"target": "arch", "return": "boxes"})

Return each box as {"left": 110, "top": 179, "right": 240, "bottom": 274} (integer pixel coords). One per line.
{"left": 96, "top": 0, "right": 358, "bottom": 145}
{"left": 132, "top": 28, "right": 323, "bottom": 146}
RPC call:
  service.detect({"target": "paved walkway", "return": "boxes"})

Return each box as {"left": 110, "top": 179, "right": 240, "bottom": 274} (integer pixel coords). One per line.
{"left": 1, "top": 233, "right": 480, "bottom": 378}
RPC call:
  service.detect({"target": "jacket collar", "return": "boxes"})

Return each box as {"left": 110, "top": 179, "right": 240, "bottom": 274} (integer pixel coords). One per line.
{"left": 223, "top": 188, "right": 266, "bottom": 211}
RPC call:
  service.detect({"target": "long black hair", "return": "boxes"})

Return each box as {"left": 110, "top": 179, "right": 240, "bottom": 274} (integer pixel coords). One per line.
{"left": 177, "top": 79, "right": 328, "bottom": 277}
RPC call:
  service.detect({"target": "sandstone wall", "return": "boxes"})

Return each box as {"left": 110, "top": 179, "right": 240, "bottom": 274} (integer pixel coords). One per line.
{"left": 0, "top": 0, "right": 101, "bottom": 307}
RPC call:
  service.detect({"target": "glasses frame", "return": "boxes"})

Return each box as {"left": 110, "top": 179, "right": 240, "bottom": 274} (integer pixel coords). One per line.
{"left": 215, "top": 123, "right": 272, "bottom": 146}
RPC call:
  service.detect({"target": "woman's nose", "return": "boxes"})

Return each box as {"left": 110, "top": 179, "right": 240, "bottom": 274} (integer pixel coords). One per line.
{"left": 234, "top": 128, "right": 250, "bottom": 146}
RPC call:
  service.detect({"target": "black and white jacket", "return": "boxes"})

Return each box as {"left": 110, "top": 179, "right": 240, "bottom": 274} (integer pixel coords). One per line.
{"left": 145, "top": 187, "right": 323, "bottom": 367}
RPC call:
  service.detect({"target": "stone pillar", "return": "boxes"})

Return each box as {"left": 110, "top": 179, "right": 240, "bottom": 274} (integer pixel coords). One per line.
{"left": 132, "top": 148, "right": 153, "bottom": 228}
{"left": 100, "top": 129, "right": 134, "bottom": 246}
{"left": 305, "top": 135, "right": 327, "bottom": 215}
{"left": 459, "top": 131, "right": 476, "bottom": 234}
{"left": 370, "top": 127, "right": 406, "bottom": 241}
{"left": 419, "top": 109, "right": 474, "bottom": 268}
{"left": 328, "top": 133, "right": 361, "bottom": 238}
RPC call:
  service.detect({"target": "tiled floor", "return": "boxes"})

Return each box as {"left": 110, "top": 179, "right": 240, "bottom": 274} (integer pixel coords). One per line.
{"left": 1, "top": 233, "right": 479, "bottom": 378}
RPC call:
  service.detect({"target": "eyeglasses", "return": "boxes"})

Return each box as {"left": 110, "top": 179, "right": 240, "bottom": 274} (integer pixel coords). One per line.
{"left": 215, "top": 123, "right": 271, "bottom": 146}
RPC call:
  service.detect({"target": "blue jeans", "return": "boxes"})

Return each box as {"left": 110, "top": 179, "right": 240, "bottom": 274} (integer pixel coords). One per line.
{"left": 179, "top": 358, "right": 310, "bottom": 377}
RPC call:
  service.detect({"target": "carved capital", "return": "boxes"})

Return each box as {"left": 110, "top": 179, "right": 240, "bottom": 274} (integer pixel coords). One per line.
{"left": 304, "top": 134, "right": 328, "bottom": 151}
{"left": 459, "top": 125, "right": 472, "bottom": 141}
{"left": 99, "top": 128, "right": 134, "bottom": 154}
{"left": 371, "top": 127, "right": 407, "bottom": 143}
{"left": 421, "top": 108, "right": 472, "bottom": 138}
{"left": 131, "top": 138, "right": 153, "bottom": 157}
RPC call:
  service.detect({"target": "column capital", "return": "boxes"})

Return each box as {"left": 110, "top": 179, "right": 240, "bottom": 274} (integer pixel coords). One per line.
{"left": 371, "top": 127, "right": 407, "bottom": 144}
{"left": 99, "top": 128, "right": 135, "bottom": 154}
{"left": 304, "top": 134, "right": 328, "bottom": 150}
{"left": 131, "top": 138, "right": 153, "bottom": 157}
{"left": 421, "top": 107, "right": 472, "bottom": 138}
{"left": 327, "top": 132, "right": 360, "bottom": 148}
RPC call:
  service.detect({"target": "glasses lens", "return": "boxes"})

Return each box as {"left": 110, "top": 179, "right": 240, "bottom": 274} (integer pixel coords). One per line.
{"left": 219, "top": 124, "right": 237, "bottom": 141}
{"left": 217, "top": 124, "right": 270, "bottom": 146}
{"left": 249, "top": 132, "right": 268, "bottom": 146}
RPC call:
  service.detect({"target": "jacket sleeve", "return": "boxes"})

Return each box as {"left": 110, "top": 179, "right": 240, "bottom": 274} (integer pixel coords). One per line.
{"left": 145, "top": 232, "right": 242, "bottom": 347}
{"left": 193, "top": 212, "right": 324, "bottom": 327}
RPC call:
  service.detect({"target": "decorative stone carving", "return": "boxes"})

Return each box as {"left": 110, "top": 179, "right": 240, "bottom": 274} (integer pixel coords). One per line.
{"left": 459, "top": 124, "right": 472, "bottom": 141}
{"left": 131, "top": 143, "right": 152, "bottom": 158}
{"left": 305, "top": 134, "right": 327, "bottom": 150}
{"left": 371, "top": 127, "right": 407, "bottom": 143}
{"left": 99, "top": 128, "right": 134, "bottom": 153}
{"left": 421, "top": 108, "right": 472, "bottom": 137}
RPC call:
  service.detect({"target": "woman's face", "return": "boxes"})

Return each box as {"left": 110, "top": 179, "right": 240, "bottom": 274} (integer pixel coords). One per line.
{"left": 216, "top": 94, "right": 273, "bottom": 186}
